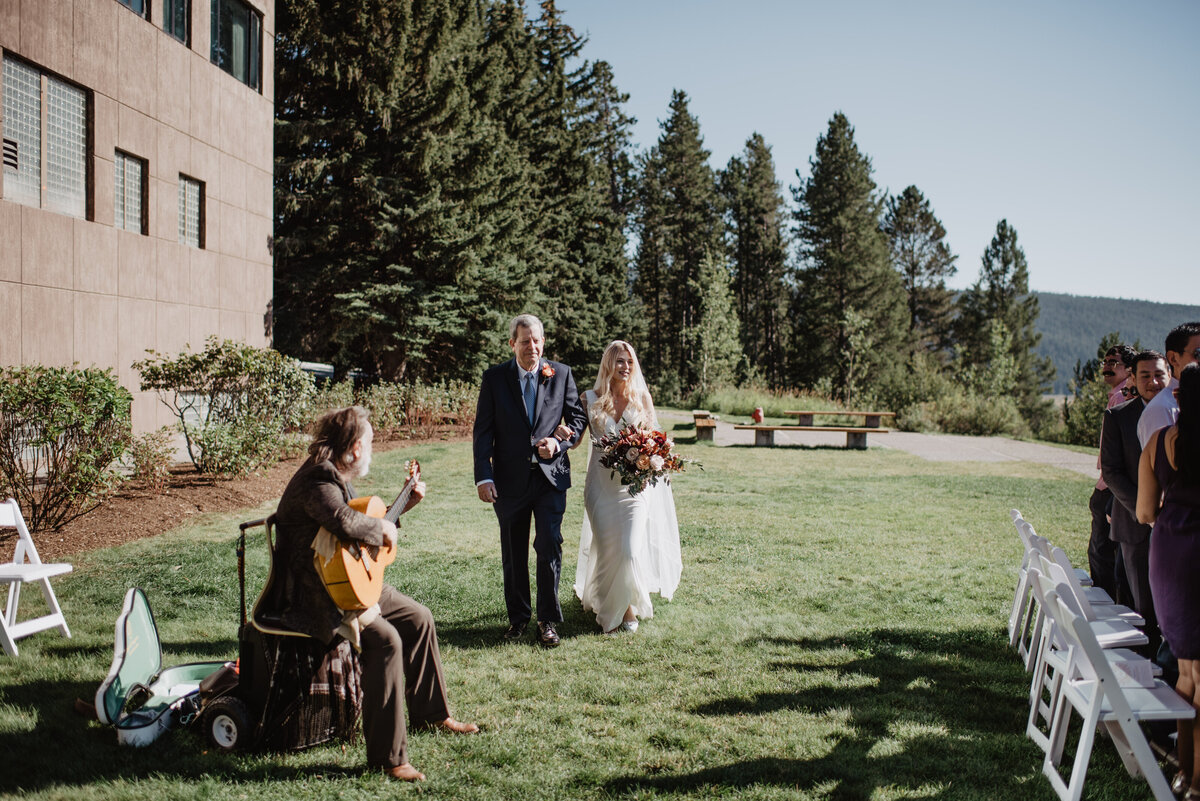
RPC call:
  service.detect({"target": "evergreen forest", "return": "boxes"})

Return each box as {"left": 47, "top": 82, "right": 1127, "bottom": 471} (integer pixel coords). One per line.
{"left": 272, "top": 0, "right": 1183, "bottom": 438}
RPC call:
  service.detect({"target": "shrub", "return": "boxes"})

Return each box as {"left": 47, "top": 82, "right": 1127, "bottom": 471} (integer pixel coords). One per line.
{"left": 128, "top": 427, "right": 175, "bottom": 492}
{"left": 1062, "top": 373, "right": 1111, "bottom": 446}
{"left": 358, "top": 382, "right": 407, "bottom": 439}
{"left": 687, "top": 383, "right": 839, "bottom": 419}
{"left": 934, "top": 390, "right": 1030, "bottom": 437}
{"left": 134, "top": 338, "right": 315, "bottom": 476}
{"left": 309, "top": 379, "right": 355, "bottom": 418}
{"left": 0, "top": 365, "right": 131, "bottom": 532}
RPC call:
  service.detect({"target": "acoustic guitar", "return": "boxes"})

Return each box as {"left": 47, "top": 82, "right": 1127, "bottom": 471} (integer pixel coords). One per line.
{"left": 314, "top": 460, "right": 420, "bottom": 610}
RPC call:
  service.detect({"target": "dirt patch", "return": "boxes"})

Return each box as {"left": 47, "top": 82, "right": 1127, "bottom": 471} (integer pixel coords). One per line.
{"left": 8, "top": 435, "right": 461, "bottom": 562}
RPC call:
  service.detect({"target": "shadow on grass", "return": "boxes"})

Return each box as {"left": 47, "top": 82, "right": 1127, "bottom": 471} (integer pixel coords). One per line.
{"left": 435, "top": 598, "right": 598, "bottom": 651}
{"left": 603, "top": 627, "right": 1055, "bottom": 800}
{"left": 0, "top": 673, "right": 365, "bottom": 794}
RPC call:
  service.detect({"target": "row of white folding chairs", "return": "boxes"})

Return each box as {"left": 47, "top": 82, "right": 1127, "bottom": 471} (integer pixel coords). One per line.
{"left": 1025, "top": 572, "right": 1192, "bottom": 801}
{"left": 1008, "top": 510, "right": 1144, "bottom": 672}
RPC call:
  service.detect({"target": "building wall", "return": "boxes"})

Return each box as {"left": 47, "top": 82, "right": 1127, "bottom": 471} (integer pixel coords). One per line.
{"left": 0, "top": 0, "right": 274, "bottom": 431}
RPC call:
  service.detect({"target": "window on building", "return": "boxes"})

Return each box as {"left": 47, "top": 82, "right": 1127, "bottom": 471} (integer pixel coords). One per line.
{"left": 164, "top": 0, "right": 190, "bottom": 44}
{"left": 2, "top": 57, "right": 88, "bottom": 219}
{"left": 210, "top": 0, "right": 261, "bottom": 92}
{"left": 178, "top": 175, "right": 203, "bottom": 248}
{"left": 116, "top": 0, "right": 148, "bottom": 18}
{"left": 114, "top": 151, "right": 146, "bottom": 234}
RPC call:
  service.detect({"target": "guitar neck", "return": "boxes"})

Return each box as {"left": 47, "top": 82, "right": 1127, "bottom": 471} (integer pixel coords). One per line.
{"left": 384, "top": 478, "right": 416, "bottom": 525}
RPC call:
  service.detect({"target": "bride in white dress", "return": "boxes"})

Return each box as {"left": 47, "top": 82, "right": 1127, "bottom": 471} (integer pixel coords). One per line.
{"left": 565, "top": 340, "right": 682, "bottom": 635}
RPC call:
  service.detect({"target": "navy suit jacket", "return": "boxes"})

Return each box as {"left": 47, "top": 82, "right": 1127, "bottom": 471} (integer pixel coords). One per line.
{"left": 473, "top": 358, "right": 587, "bottom": 502}
{"left": 1100, "top": 397, "right": 1150, "bottom": 545}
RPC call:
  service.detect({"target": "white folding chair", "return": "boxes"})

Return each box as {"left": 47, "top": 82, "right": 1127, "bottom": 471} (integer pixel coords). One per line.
{"left": 1019, "top": 518, "right": 1093, "bottom": 587}
{"left": 1024, "top": 569, "right": 1158, "bottom": 759}
{"left": 1042, "top": 592, "right": 1193, "bottom": 801}
{"left": 1047, "top": 545, "right": 1143, "bottom": 626}
{"left": 1008, "top": 511, "right": 1039, "bottom": 649}
{"left": 0, "top": 498, "right": 73, "bottom": 656}
{"left": 1035, "top": 551, "right": 1147, "bottom": 649}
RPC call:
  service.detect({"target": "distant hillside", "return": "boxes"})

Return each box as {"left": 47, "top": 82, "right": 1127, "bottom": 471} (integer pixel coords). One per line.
{"left": 1033, "top": 293, "right": 1200, "bottom": 394}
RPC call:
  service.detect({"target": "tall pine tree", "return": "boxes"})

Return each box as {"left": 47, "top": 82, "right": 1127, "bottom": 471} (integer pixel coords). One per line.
{"left": 275, "top": 0, "right": 538, "bottom": 381}
{"left": 882, "top": 185, "right": 957, "bottom": 356}
{"left": 954, "top": 219, "right": 1055, "bottom": 420}
{"left": 720, "top": 133, "right": 790, "bottom": 387}
{"left": 521, "top": 2, "right": 641, "bottom": 378}
{"left": 632, "top": 90, "right": 722, "bottom": 391}
{"left": 789, "top": 112, "right": 905, "bottom": 400}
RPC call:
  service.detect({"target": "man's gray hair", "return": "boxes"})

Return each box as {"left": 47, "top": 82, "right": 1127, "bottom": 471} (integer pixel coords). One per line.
{"left": 509, "top": 313, "right": 544, "bottom": 340}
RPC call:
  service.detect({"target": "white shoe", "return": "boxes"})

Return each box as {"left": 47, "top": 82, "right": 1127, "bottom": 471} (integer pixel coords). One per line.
{"left": 618, "top": 620, "right": 638, "bottom": 633}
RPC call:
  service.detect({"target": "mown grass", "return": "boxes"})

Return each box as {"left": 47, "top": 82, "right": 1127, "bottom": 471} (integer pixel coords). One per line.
{"left": 0, "top": 423, "right": 1151, "bottom": 800}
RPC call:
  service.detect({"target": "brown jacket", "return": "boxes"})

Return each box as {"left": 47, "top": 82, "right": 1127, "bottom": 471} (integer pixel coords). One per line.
{"left": 259, "top": 459, "right": 383, "bottom": 642}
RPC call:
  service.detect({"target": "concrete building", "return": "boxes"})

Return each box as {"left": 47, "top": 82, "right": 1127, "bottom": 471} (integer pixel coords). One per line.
{"left": 0, "top": 0, "right": 274, "bottom": 430}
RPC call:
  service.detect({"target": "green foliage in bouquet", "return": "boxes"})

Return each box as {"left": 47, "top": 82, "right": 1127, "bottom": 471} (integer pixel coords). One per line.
{"left": 0, "top": 365, "right": 131, "bottom": 531}
{"left": 134, "top": 338, "right": 314, "bottom": 476}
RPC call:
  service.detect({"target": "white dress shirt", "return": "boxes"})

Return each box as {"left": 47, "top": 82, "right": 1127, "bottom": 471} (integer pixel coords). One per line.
{"left": 1137, "top": 377, "right": 1179, "bottom": 448}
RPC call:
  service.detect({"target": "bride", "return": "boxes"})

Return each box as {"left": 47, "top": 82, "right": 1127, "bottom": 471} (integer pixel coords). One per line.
{"left": 563, "top": 340, "right": 682, "bottom": 635}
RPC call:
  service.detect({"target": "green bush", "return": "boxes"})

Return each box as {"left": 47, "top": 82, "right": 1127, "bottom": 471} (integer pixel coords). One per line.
{"left": 128, "top": 426, "right": 175, "bottom": 492}
{"left": 134, "top": 338, "right": 314, "bottom": 476}
{"left": 1061, "top": 373, "right": 1110, "bottom": 446}
{"left": 934, "top": 389, "right": 1030, "bottom": 437}
{"left": 358, "top": 382, "right": 407, "bottom": 438}
{"left": 309, "top": 378, "right": 355, "bottom": 418}
{"left": 358, "top": 380, "right": 477, "bottom": 440}
{"left": 686, "top": 383, "right": 839, "bottom": 419}
{"left": 0, "top": 365, "right": 131, "bottom": 531}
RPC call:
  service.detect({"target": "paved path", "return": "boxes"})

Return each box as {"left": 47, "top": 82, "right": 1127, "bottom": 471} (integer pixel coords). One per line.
{"left": 675, "top": 413, "right": 1098, "bottom": 480}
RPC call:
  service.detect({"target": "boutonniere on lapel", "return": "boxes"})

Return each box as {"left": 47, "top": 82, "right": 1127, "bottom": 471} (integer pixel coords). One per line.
{"left": 540, "top": 363, "right": 555, "bottom": 382}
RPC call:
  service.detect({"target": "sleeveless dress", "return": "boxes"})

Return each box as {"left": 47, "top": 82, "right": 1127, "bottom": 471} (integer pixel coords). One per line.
{"left": 1148, "top": 430, "right": 1200, "bottom": 659}
{"left": 573, "top": 390, "right": 682, "bottom": 632}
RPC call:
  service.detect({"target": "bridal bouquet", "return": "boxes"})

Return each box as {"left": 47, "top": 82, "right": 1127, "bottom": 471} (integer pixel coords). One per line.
{"left": 594, "top": 425, "right": 697, "bottom": 496}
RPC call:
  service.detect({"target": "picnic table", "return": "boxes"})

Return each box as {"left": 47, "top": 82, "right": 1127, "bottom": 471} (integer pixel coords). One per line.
{"left": 783, "top": 410, "right": 895, "bottom": 428}
{"left": 732, "top": 409, "right": 894, "bottom": 450}
{"left": 692, "top": 410, "right": 716, "bottom": 442}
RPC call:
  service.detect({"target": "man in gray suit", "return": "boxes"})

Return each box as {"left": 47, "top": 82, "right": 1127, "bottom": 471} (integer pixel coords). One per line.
{"left": 1101, "top": 350, "right": 1170, "bottom": 656}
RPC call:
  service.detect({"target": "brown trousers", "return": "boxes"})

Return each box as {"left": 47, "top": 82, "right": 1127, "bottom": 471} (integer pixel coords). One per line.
{"left": 360, "top": 584, "right": 450, "bottom": 768}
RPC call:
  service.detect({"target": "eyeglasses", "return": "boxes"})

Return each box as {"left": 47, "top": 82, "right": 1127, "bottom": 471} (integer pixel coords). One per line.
{"left": 1102, "top": 358, "right": 1122, "bottom": 368}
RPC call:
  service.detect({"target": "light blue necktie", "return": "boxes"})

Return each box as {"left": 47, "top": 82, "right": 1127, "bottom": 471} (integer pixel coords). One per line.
{"left": 523, "top": 373, "right": 536, "bottom": 425}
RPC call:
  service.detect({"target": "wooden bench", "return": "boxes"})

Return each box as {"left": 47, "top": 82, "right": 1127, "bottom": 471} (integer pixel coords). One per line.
{"left": 783, "top": 410, "right": 895, "bottom": 428}
{"left": 692, "top": 410, "right": 716, "bottom": 441}
{"left": 732, "top": 424, "right": 889, "bottom": 449}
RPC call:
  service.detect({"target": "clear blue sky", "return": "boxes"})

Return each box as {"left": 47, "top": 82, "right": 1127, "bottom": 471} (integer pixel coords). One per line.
{"left": 560, "top": 0, "right": 1198, "bottom": 305}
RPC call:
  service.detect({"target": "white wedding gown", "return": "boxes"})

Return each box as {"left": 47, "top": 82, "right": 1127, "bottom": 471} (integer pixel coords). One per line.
{"left": 573, "top": 390, "right": 682, "bottom": 632}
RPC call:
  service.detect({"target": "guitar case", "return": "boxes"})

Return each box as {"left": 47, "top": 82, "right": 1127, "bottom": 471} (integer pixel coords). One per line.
{"left": 95, "top": 587, "right": 228, "bottom": 746}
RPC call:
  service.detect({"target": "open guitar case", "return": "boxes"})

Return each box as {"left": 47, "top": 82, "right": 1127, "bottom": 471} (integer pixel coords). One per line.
{"left": 96, "top": 517, "right": 361, "bottom": 751}
{"left": 94, "top": 586, "right": 227, "bottom": 746}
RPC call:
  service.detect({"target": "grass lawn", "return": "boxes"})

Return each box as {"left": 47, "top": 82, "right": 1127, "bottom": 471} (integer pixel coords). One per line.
{"left": 0, "top": 423, "right": 1152, "bottom": 800}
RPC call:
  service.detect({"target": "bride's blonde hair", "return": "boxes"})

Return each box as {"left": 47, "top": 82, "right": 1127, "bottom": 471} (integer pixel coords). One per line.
{"left": 591, "top": 341, "right": 656, "bottom": 428}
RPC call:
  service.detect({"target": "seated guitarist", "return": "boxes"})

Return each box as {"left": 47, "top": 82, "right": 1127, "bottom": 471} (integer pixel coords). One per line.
{"left": 263, "top": 405, "right": 477, "bottom": 782}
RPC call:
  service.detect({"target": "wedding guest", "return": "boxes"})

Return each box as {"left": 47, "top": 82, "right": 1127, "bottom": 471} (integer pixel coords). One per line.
{"left": 263, "top": 406, "right": 477, "bottom": 782}
{"left": 1089, "top": 344, "right": 1134, "bottom": 602}
{"left": 567, "top": 341, "right": 682, "bottom": 635}
{"left": 1138, "top": 322, "right": 1200, "bottom": 447}
{"left": 1138, "top": 364, "right": 1200, "bottom": 798}
{"left": 1101, "top": 351, "right": 1170, "bottom": 657}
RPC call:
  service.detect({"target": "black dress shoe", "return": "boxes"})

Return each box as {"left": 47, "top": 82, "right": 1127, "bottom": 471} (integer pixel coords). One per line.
{"left": 503, "top": 621, "right": 527, "bottom": 640}
{"left": 537, "top": 621, "right": 560, "bottom": 648}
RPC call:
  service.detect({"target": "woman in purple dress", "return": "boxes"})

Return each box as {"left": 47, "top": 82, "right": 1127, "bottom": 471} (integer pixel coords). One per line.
{"left": 1139, "top": 363, "right": 1200, "bottom": 798}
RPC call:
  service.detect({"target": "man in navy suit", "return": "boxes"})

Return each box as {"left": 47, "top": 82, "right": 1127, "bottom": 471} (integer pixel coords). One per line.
{"left": 473, "top": 314, "right": 587, "bottom": 647}
{"left": 1101, "top": 350, "right": 1170, "bottom": 658}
